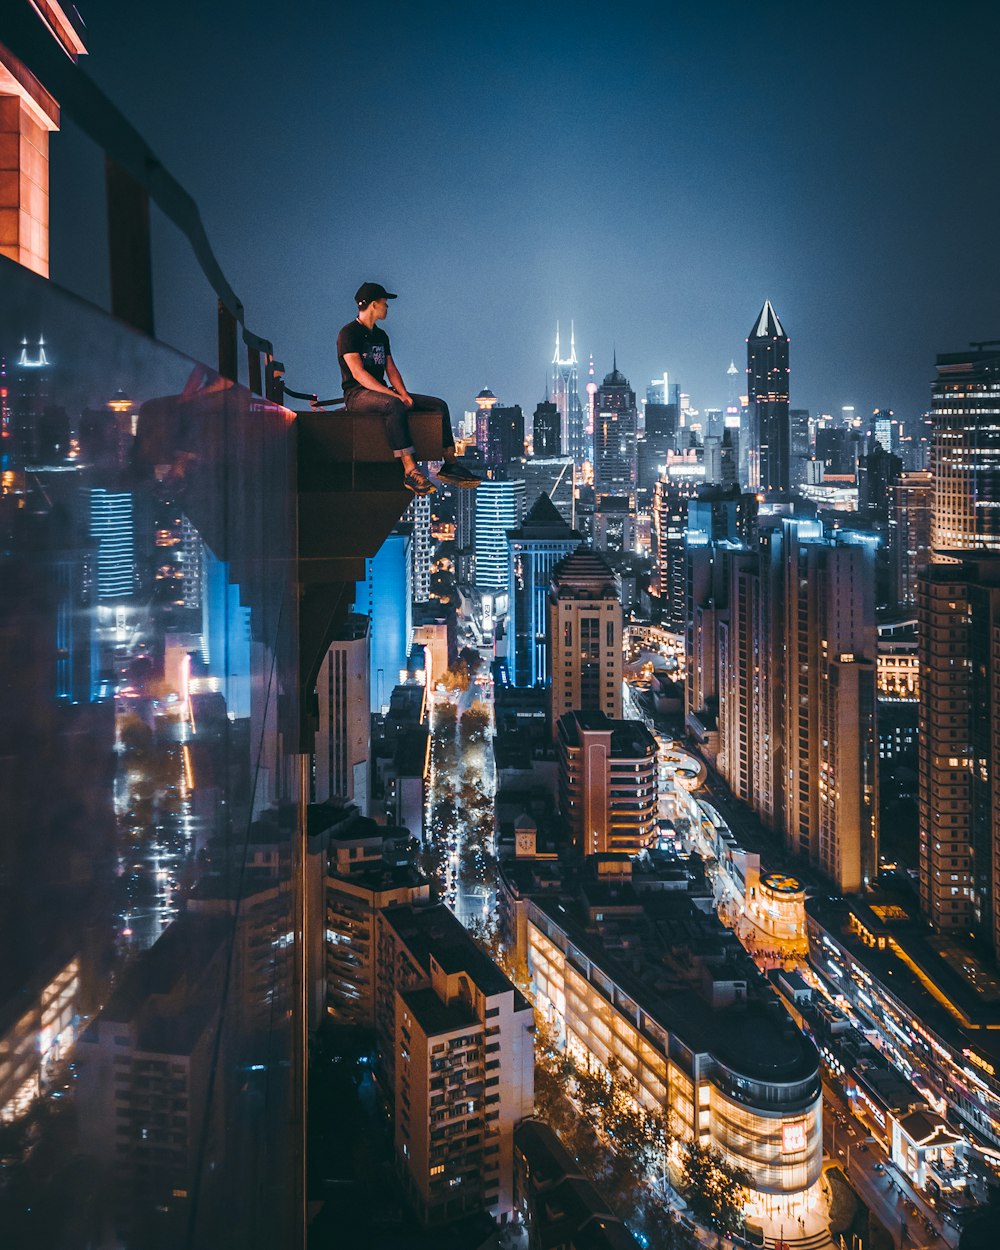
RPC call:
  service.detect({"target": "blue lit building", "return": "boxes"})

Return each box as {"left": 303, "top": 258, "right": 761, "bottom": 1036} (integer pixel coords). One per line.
{"left": 474, "top": 479, "right": 524, "bottom": 590}
{"left": 88, "top": 487, "right": 134, "bottom": 600}
{"left": 203, "top": 547, "right": 252, "bottom": 719}
{"left": 506, "top": 493, "right": 580, "bottom": 688}
{"left": 355, "top": 527, "right": 412, "bottom": 713}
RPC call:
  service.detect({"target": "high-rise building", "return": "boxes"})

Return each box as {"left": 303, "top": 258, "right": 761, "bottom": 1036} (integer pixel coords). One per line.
{"left": 356, "top": 528, "right": 412, "bottom": 713}
{"left": 511, "top": 455, "right": 576, "bottom": 529}
{"left": 405, "top": 493, "right": 433, "bottom": 603}
{"left": 789, "top": 408, "right": 810, "bottom": 492}
{"left": 547, "top": 547, "right": 622, "bottom": 731}
{"left": 892, "top": 470, "right": 933, "bottom": 607}
{"left": 506, "top": 493, "right": 581, "bottom": 689}
{"left": 532, "top": 398, "right": 560, "bottom": 457}
{"left": 930, "top": 345, "right": 1000, "bottom": 556}
{"left": 375, "top": 903, "right": 535, "bottom": 1225}
{"left": 872, "top": 408, "right": 900, "bottom": 455}
{"left": 593, "top": 358, "right": 637, "bottom": 510}
{"left": 713, "top": 521, "right": 879, "bottom": 892}
{"left": 315, "top": 614, "right": 370, "bottom": 812}
{"left": 858, "top": 444, "right": 903, "bottom": 524}
{"left": 551, "top": 323, "right": 587, "bottom": 465}
{"left": 89, "top": 487, "right": 135, "bottom": 600}
{"left": 746, "top": 301, "right": 790, "bottom": 494}
{"left": 917, "top": 557, "right": 1000, "bottom": 954}
{"left": 637, "top": 401, "right": 678, "bottom": 492}
{"left": 650, "top": 477, "right": 701, "bottom": 633}
{"left": 473, "top": 478, "right": 525, "bottom": 589}
{"left": 556, "top": 710, "right": 658, "bottom": 855}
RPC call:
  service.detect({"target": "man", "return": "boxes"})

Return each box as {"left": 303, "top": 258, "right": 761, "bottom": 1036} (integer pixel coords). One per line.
{"left": 337, "top": 282, "right": 480, "bottom": 495}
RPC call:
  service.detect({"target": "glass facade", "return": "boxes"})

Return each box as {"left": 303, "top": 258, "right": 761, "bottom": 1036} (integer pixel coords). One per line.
{"left": 0, "top": 253, "right": 302, "bottom": 1246}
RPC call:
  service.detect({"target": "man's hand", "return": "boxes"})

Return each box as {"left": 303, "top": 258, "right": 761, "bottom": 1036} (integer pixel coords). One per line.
{"left": 398, "top": 392, "right": 414, "bottom": 408}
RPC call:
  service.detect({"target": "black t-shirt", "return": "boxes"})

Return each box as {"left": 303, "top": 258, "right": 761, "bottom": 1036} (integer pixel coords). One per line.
{"left": 337, "top": 320, "right": 392, "bottom": 392}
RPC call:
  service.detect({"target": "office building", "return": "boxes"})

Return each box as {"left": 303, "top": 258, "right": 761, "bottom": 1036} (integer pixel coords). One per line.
{"left": 638, "top": 400, "right": 678, "bottom": 491}
{"left": 547, "top": 547, "right": 622, "bottom": 731}
{"left": 858, "top": 444, "right": 902, "bottom": 523}
{"left": 506, "top": 493, "right": 581, "bottom": 689}
{"left": 532, "top": 398, "right": 561, "bottom": 457}
{"left": 315, "top": 614, "right": 370, "bottom": 812}
{"left": 892, "top": 470, "right": 933, "bottom": 607}
{"left": 746, "top": 301, "right": 790, "bottom": 494}
{"left": 512, "top": 454, "right": 576, "bottom": 529}
{"left": 356, "top": 528, "right": 413, "bottom": 713}
{"left": 405, "top": 492, "right": 433, "bottom": 603}
{"left": 872, "top": 409, "right": 901, "bottom": 455}
{"left": 789, "top": 408, "right": 810, "bottom": 491}
{"left": 551, "top": 323, "right": 587, "bottom": 465}
{"left": 593, "top": 358, "right": 638, "bottom": 510}
{"left": 917, "top": 557, "right": 1000, "bottom": 953}
{"left": 478, "top": 398, "right": 525, "bottom": 471}
{"left": 930, "top": 345, "right": 1000, "bottom": 556}
{"left": 89, "top": 487, "right": 135, "bottom": 600}
{"left": 556, "top": 709, "right": 658, "bottom": 855}
{"left": 375, "top": 903, "right": 535, "bottom": 1225}
{"left": 474, "top": 478, "right": 525, "bottom": 589}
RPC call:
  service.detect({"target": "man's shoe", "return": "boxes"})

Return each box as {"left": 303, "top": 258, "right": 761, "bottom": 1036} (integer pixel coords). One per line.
{"left": 403, "top": 469, "right": 435, "bottom": 495}
{"left": 437, "top": 462, "right": 481, "bottom": 488}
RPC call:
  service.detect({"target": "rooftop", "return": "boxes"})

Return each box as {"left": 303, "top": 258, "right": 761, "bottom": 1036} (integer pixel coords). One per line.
{"left": 400, "top": 985, "right": 480, "bottom": 1038}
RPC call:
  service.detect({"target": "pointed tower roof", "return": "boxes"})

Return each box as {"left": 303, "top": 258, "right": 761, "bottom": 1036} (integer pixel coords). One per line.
{"left": 749, "top": 300, "right": 786, "bottom": 340}
{"left": 508, "top": 492, "right": 581, "bottom": 541}
{"left": 550, "top": 546, "right": 619, "bottom": 598}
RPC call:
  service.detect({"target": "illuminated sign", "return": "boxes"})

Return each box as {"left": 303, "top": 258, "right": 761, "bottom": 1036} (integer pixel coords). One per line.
{"left": 966, "top": 1050, "right": 996, "bottom": 1077}
{"left": 783, "top": 1122, "right": 806, "bottom": 1151}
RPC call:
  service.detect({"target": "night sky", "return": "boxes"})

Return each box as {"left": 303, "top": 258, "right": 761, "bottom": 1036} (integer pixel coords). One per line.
{"left": 49, "top": 0, "right": 1000, "bottom": 423}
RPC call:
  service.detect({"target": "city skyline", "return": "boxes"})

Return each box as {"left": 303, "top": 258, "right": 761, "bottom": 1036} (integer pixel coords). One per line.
{"left": 46, "top": 1, "right": 1000, "bottom": 424}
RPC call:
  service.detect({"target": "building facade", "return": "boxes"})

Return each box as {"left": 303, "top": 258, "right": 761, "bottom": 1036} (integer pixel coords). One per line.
{"left": 315, "top": 614, "right": 370, "bottom": 811}
{"left": 506, "top": 493, "right": 581, "bottom": 688}
{"left": 474, "top": 479, "right": 526, "bottom": 590}
{"left": 746, "top": 301, "right": 790, "bottom": 495}
{"left": 547, "top": 547, "right": 623, "bottom": 731}
{"left": 593, "top": 360, "right": 638, "bottom": 511}
{"left": 930, "top": 346, "right": 1000, "bottom": 557}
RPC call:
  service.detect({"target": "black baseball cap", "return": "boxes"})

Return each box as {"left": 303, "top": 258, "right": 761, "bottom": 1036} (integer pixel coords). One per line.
{"left": 355, "top": 282, "right": 397, "bottom": 308}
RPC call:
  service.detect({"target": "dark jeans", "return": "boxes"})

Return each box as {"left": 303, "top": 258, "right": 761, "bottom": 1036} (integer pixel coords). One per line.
{"left": 343, "top": 388, "right": 455, "bottom": 458}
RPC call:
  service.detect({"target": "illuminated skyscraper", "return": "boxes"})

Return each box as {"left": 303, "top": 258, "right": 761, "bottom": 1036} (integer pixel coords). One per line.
{"left": 929, "top": 344, "right": 1000, "bottom": 556}
{"left": 551, "top": 322, "right": 586, "bottom": 465}
{"left": 315, "top": 615, "right": 370, "bottom": 812}
{"left": 532, "top": 397, "right": 560, "bottom": 457}
{"left": 89, "top": 487, "right": 135, "bottom": 600}
{"left": 746, "top": 301, "right": 790, "bottom": 494}
{"left": 917, "top": 556, "right": 1000, "bottom": 954}
{"left": 473, "top": 478, "right": 525, "bottom": 589}
{"left": 593, "top": 357, "right": 637, "bottom": 510}
{"left": 547, "top": 546, "right": 622, "bottom": 731}
{"left": 506, "top": 493, "right": 580, "bottom": 688}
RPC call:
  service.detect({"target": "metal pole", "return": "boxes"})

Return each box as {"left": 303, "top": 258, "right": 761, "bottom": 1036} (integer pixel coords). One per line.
{"left": 218, "top": 299, "right": 238, "bottom": 383}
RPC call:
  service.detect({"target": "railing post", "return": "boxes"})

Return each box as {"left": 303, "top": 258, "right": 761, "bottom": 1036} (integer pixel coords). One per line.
{"left": 247, "top": 345, "right": 263, "bottom": 396}
{"left": 105, "top": 155, "right": 154, "bottom": 336}
{"left": 266, "top": 357, "right": 285, "bottom": 406}
{"left": 218, "top": 299, "right": 238, "bottom": 382}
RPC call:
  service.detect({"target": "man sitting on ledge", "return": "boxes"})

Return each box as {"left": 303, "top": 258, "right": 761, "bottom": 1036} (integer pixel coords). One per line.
{"left": 337, "top": 282, "right": 481, "bottom": 496}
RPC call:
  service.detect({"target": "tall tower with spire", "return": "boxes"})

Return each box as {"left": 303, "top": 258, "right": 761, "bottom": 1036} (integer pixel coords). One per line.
{"left": 746, "top": 301, "right": 790, "bottom": 494}
{"left": 551, "top": 322, "right": 586, "bottom": 466}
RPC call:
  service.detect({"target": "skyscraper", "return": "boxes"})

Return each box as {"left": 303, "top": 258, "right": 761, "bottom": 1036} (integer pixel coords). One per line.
{"left": 892, "top": 470, "right": 933, "bottom": 607}
{"left": 550, "top": 323, "right": 586, "bottom": 466}
{"left": 746, "top": 301, "right": 790, "bottom": 494}
{"left": 506, "top": 493, "right": 580, "bottom": 688}
{"left": 473, "top": 478, "right": 525, "bottom": 589}
{"left": 917, "top": 556, "right": 1000, "bottom": 953}
{"left": 356, "top": 529, "right": 412, "bottom": 713}
{"left": 475, "top": 389, "right": 525, "bottom": 470}
{"left": 929, "top": 344, "right": 1000, "bottom": 556}
{"left": 547, "top": 546, "right": 622, "bottom": 731}
{"left": 404, "top": 493, "right": 433, "bottom": 603}
{"left": 593, "top": 357, "right": 638, "bottom": 509}
{"left": 532, "top": 398, "right": 561, "bottom": 457}
{"left": 315, "top": 614, "right": 370, "bottom": 811}
{"left": 89, "top": 487, "right": 135, "bottom": 600}
{"left": 712, "top": 521, "right": 879, "bottom": 892}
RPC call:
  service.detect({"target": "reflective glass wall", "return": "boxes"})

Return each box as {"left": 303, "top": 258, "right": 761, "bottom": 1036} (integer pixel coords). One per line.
{"left": 0, "top": 253, "right": 301, "bottom": 1248}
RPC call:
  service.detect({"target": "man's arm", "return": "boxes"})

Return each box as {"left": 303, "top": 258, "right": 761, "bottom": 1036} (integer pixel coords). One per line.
{"left": 343, "top": 353, "right": 402, "bottom": 399}
{"left": 385, "top": 355, "right": 413, "bottom": 407}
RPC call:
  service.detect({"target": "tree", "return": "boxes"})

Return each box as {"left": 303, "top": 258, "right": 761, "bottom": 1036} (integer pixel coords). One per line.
{"left": 677, "top": 1140, "right": 750, "bottom": 1233}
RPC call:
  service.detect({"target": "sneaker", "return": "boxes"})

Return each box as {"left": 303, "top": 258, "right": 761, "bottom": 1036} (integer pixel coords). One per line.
{"left": 403, "top": 469, "right": 435, "bottom": 495}
{"left": 436, "top": 462, "right": 481, "bottom": 488}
